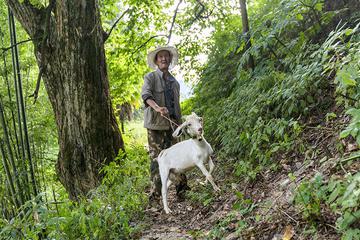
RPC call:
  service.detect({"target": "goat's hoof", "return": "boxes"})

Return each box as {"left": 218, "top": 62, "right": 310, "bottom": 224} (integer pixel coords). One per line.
{"left": 164, "top": 208, "right": 172, "bottom": 214}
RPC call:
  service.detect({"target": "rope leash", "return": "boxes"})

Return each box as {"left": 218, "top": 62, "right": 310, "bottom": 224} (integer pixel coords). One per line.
{"left": 161, "top": 114, "right": 179, "bottom": 132}
{"left": 162, "top": 114, "right": 193, "bottom": 139}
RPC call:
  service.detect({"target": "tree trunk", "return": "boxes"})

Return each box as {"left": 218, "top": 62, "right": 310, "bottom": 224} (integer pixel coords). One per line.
{"left": 6, "top": 0, "right": 124, "bottom": 200}
{"left": 239, "top": 0, "right": 254, "bottom": 70}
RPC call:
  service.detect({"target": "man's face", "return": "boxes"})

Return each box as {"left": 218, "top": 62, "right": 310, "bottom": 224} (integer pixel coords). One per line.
{"left": 155, "top": 50, "right": 171, "bottom": 71}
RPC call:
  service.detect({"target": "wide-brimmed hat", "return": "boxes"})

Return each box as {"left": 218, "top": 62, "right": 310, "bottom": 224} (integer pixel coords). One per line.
{"left": 147, "top": 46, "right": 179, "bottom": 70}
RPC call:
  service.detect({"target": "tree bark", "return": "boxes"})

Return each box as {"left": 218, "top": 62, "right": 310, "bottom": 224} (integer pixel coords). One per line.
{"left": 239, "top": 0, "right": 254, "bottom": 70}
{"left": 6, "top": 0, "right": 124, "bottom": 200}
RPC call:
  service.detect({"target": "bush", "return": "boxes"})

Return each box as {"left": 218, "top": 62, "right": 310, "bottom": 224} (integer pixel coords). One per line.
{"left": 0, "top": 139, "right": 149, "bottom": 239}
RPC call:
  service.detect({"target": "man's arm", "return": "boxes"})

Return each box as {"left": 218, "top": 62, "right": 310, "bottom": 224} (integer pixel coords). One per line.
{"left": 141, "top": 73, "right": 169, "bottom": 116}
{"left": 146, "top": 99, "right": 168, "bottom": 116}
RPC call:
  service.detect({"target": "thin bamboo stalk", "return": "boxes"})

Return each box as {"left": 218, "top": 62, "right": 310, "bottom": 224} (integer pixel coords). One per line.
{"left": 7, "top": 8, "right": 26, "bottom": 165}
{"left": 2, "top": 50, "right": 21, "bottom": 162}
{"left": 0, "top": 140, "right": 20, "bottom": 209}
{"left": 9, "top": 9, "right": 38, "bottom": 197}
{"left": 0, "top": 98, "right": 24, "bottom": 205}
{"left": 7, "top": 8, "right": 30, "bottom": 201}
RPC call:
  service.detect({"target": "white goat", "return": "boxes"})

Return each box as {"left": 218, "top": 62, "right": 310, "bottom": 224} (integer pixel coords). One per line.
{"left": 157, "top": 112, "right": 220, "bottom": 214}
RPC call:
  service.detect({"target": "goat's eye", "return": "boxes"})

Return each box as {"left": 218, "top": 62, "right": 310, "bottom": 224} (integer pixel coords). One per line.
{"left": 188, "top": 123, "right": 191, "bottom": 127}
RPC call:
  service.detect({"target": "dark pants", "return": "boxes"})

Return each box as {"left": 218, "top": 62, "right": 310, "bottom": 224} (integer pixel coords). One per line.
{"left": 147, "top": 129, "right": 189, "bottom": 199}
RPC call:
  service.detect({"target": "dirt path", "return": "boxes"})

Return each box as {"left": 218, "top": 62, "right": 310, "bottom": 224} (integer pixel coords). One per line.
{"left": 139, "top": 179, "right": 234, "bottom": 240}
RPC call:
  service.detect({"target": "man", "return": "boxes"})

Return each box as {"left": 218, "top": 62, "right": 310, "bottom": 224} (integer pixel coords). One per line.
{"left": 141, "top": 46, "right": 189, "bottom": 205}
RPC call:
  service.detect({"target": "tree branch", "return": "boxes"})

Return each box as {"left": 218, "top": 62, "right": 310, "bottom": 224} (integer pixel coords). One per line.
{"left": 167, "top": 0, "right": 183, "bottom": 45}
{"left": 5, "top": 0, "right": 44, "bottom": 38}
{"left": 196, "top": 0, "right": 213, "bottom": 19}
{"left": 104, "top": 8, "right": 131, "bottom": 42}
{"left": 132, "top": 34, "right": 168, "bottom": 55}
{"left": 185, "top": 0, "right": 213, "bottom": 27}
{"left": 1, "top": 38, "right": 34, "bottom": 55}
{"left": 29, "top": 0, "right": 56, "bottom": 104}
{"left": 28, "top": 66, "right": 43, "bottom": 103}
{"left": 274, "top": 35, "right": 296, "bottom": 56}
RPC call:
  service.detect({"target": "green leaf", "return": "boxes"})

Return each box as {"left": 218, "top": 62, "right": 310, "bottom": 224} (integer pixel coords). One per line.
{"left": 357, "top": 134, "right": 360, "bottom": 145}
{"left": 296, "top": 14, "right": 304, "bottom": 21}
{"left": 325, "top": 112, "right": 337, "bottom": 122}
{"left": 261, "top": 134, "right": 270, "bottom": 142}
{"left": 342, "top": 181, "right": 357, "bottom": 202}
{"left": 236, "top": 42, "right": 246, "bottom": 54}
{"left": 336, "top": 71, "right": 357, "bottom": 87}
{"left": 327, "top": 186, "right": 341, "bottom": 204}
{"left": 288, "top": 173, "right": 296, "bottom": 182}
{"left": 271, "top": 145, "right": 280, "bottom": 153}
{"left": 314, "top": 3, "right": 323, "bottom": 11}
{"left": 342, "top": 229, "right": 360, "bottom": 240}
{"left": 345, "top": 108, "right": 360, "bottom": 119}
{"left": 345, "top": 29, "right": 353, "bottom": 36}
{"left": 340, "top": 129, "right": 352, "bottom": 139}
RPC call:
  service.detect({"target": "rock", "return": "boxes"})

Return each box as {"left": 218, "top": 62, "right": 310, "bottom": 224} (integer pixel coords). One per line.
{"left": 271, "top": 233, "right": 283, "bottom": 240}
{"left": 225, "top": 232, "right": 238, "bottom": 240}
{"left": 280, "top": 179, "right": 290, "bottom": 189}
{"left": 231, "top": 183, "right": 239, "bottom": 190}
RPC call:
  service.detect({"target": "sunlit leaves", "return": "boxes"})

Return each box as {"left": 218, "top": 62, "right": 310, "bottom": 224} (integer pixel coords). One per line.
{"left": 340, "top": 108, "right": 360, "bottom": 145}
{"left": 336, "top": 66, "right": 358, "bottom": 88}
{"left": 102, "top": 0, "right": 165, "bottom": 108}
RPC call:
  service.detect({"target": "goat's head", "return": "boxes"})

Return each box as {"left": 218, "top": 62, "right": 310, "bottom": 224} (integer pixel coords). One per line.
{"left": 172, "top": 112, "right": 204, "bottom": 140}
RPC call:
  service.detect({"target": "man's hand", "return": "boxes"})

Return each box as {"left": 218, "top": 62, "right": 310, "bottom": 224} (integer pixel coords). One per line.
{"left": 155, "top": 106, "right": 169, "bottom": 116}
{"left": 145, "top": 99, "right": 168, "bottom": 116}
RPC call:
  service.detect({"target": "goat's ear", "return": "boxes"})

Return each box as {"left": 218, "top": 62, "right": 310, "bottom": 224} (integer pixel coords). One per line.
{"left": 181, "top": 115, "right": 188, "bottom": 121}
{"left": 172, "top": 122, "right": 186, "bottom": 138}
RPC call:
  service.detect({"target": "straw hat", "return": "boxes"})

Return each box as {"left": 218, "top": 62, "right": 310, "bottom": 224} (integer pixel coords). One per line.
{"left": 147, "top": 46, "right": 179, "bottom": 70}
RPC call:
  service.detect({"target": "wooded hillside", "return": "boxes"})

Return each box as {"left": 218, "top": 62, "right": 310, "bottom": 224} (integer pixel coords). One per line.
{"left": 0, "top": 0, "right": 359, "bottom": 239}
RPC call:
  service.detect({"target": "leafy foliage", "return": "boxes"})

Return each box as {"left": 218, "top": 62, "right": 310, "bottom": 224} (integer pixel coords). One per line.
{"left": 0, "top": 138, "right": 149, "bottom": 239}
{"left": 186, "top": 0, "right": 359, "bottom": 238}
{"left": 188, "top": 0, "right": 360, "bottom": 181}
{"left": 294, "top": 171, "right": 360, "bottom": 239}
{"left": 103, "top": 0, "right": 165, "bottom": 107}
{"left": 294, "top": 173, "right": 325, "bottom": 221}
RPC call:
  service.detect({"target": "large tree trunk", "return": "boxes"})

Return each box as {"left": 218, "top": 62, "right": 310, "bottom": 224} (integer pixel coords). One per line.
{"left": 6, "top": 0, "right": 124, "bottom": 200}
{"left": 239, "top": 0, "right": 254, "bottom": 70}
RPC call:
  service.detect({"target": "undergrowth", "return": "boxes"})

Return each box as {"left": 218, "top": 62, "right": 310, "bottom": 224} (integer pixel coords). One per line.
{"left": 294, "top": 169, "right": 360, "bottom": 239}
{"left": 0, "top": 129, "right": 149, "bottom": 239}
{"left": 183, "top": 0, "right": 360, "bottom": 238}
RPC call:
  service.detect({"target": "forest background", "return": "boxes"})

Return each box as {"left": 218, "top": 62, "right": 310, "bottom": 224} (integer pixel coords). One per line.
{"left": 0, "top": 0, "right": 359, "bottom": 239}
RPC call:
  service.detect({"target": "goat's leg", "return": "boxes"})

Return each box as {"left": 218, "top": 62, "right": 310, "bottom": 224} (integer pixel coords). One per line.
{"left": 208, "top": 157, "right": 215, "bottom": 175}
{"left": 196, "top": 163, "right": 220, "bottom": 192}
{"left": 204, "top": 157, "right": 215, "bottom": 185}
{"left": 159, "top": 167, "right": 172, "bottom": 214}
